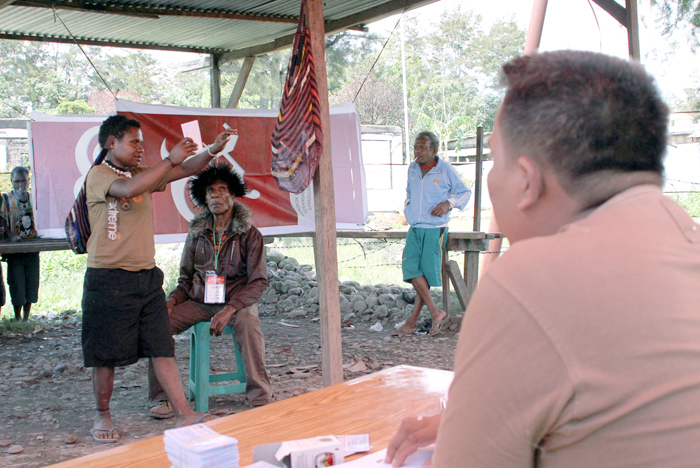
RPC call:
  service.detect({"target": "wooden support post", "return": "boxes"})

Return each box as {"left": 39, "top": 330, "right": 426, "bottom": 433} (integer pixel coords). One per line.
{"left": 626, "top": 0, "right": 640, "bottom": 60}
{"left": 448, "top": 238, "right": 489, "bottom": 297}
{"left": 446, "top": 260, "right": 470, "bottom": 310}
{"left": 464, "top": 250, "right": 480, "bottom": 295}
{"left": 473, "top": 126, "right": 483, "bottom": 232}
{"left": 524, "top": 0, "right": 549, "bottom": 53}
{"left": 210, "top": 53, "right": 221, "bottom": 108}
{"left": 226, "top": 56, "right": 256, "bottom": 108}
{"left": 442, "top": 246, "right": 450, "bottom": 315}
{"left": 307, "top": 0, "right": 343, "bottom": 387}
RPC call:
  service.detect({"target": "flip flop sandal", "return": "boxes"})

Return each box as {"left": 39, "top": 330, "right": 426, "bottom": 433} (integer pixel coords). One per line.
{"left": 90, "top": 427, "right": 119, "bottom": 444}
{"left": 392, "top": 323, "right": 418, "bottom": 336}
{"left": 149, "top": 400, "right": 175, "bottom": 420}
{"left": 429, "top": 315, "right": 447, "bottom": 336}
{"left": 195, "top": 413, "right": 217, "bottom": 424}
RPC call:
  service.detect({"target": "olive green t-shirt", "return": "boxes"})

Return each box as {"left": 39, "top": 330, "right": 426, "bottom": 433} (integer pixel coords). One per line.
{"left": 85, "top": 164, "right": 169, "bottom": 271}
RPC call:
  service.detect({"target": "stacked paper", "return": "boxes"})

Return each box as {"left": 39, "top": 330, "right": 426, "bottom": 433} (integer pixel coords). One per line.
{"left": 164, "top": 423, "right": 239, "bottom": 468}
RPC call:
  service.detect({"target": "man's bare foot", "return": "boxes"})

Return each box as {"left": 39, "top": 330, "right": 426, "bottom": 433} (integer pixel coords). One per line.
{"left": 91, "top": 409, "right": 119, "bottom": 443}
{"left": 176, "top": 412, "right": 218, "bottom": 427}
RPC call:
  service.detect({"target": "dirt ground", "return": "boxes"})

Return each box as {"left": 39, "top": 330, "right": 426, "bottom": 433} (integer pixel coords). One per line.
{"left": 0, "top": 309, "right": 460, "bottom": 467}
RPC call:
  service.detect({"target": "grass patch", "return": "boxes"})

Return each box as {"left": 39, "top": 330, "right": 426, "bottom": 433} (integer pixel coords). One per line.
{"left": 0, "top": 316, "right": 36, "bottom": 333}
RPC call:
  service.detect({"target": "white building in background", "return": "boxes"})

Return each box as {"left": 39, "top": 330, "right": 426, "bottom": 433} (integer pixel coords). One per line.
{"left": 669, "top": 112, "right": 699, "bottom": 145}
{"left": 0, "top": 120, "right": 29, "bottom": 172}
{"left": 361, "top": 125, "right": 407, "bottom": 212}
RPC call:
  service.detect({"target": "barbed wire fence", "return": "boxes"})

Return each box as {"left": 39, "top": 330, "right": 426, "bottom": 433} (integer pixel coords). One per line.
{"left": 266, "top": 236, "right": 509, "bottom": 286}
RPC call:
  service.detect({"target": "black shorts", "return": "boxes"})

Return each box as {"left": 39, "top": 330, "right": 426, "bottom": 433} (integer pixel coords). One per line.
{"left": 81, "top": 267, "right": 174, "bottom": 368}
{"left": 4, "top": 252, "right": 40, "bottom": 306}
{"left": 0, "top": 262, "right": 5, "bottom": 307}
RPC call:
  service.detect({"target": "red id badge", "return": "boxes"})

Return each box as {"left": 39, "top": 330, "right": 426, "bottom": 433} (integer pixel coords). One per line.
{"left": 204, "top": 270, "right": 225, "bottom": 304}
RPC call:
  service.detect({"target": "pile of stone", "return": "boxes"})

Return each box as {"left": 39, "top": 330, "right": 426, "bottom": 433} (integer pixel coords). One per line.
{"left": 261, "top": 250, "right": 461, "bottom": 328}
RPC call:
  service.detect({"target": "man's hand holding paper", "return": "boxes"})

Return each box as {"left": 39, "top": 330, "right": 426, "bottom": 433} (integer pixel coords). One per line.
{"left": 384, "top": 414, "right": 441, "bottom": 467}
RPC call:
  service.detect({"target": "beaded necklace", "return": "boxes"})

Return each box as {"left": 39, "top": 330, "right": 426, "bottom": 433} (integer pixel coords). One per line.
{"left": 103, "top": 159, "right": 132, "bottom": 178}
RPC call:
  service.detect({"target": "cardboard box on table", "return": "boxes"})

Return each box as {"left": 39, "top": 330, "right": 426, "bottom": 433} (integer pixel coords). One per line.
{"left": 253, "top": 435, "right": 344, "bottom": 467}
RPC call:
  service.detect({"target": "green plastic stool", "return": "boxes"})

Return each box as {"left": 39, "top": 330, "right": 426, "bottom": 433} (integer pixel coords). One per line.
{"left": 189, "top": 321, "right": 247, "bottom": 412}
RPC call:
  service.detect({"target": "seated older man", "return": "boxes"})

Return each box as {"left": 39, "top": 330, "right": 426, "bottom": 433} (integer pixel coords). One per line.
{"left": 148, "top": 163, "right": 272, "bottom": 418}
{"left": 385, "top": 50, "right": 700, "bottom": 467}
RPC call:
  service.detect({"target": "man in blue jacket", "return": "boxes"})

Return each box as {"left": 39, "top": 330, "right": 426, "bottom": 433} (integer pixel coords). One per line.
{"left": 396, "top": 131, "right": 471, "bottom": 336}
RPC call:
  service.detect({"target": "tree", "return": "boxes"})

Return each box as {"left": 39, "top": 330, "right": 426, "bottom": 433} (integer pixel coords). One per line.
{"left": 330, "top": 76, "right": 407, "bottom": 128}
{"left": 0, "top": 41, "right": 170, "bottom": 116}
{"left": 91, "top": 50, "right": 166, "bottom": 103}
{"left": 651, "top": 0, "right": 700, "bottom": 50}
{"left": 53, "top": 100, "right": 95, "bottom": 115}
{"left": 357, "top": 7, "right": 526, "bottom": 148}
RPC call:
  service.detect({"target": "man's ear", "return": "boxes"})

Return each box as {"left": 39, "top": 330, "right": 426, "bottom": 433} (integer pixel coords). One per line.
{"left": 515, "top": 156, "right": 544, "bottom": 211}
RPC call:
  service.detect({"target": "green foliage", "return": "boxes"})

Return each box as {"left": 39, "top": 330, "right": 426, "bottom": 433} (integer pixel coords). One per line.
{"left": 91, "top": 50, "right": 166, "bottom": 103}
{"left": 52, "top": 100, "right": 95, "bottom": 115}
{"left": 32, "top": 250, "right": 87, "bottom": 313}
{"left": 156, "top": 243, "right": 185, "bottom": 296}
{"left": 651, "top": 0, "right": 700, "bottom": 50}
{"left": 0, "top": 317, "right": 35, "bottom": 333}
{"left": 0, "top": 172, "right": 12, "bottom": 194}
{"left": 342, "top": 7, "right": 525, "bottom": 147}
{"left": 669, "top": 186, "right": 700, "bottom": 217}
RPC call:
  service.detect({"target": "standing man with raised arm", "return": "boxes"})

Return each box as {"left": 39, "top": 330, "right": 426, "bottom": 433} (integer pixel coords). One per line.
{"left": 82, "top": 115, "right": 236, "bottom": 443}
{"left": 394, "top": 131, "right": 471, "bottom": 337}
{"left": 385, "top": 51, "right": 700, "bottom": 467}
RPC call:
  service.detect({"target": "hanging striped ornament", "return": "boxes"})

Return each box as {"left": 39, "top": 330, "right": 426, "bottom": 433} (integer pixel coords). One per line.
{"left": 270, "top": 0, "right": 323, "bottom": 194}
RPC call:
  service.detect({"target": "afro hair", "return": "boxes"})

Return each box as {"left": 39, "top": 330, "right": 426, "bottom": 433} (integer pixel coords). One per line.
{"left": 189, "top": 162, "right": 246, "bottom": 207}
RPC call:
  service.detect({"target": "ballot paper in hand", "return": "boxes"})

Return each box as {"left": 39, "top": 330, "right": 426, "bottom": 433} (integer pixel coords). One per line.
{"left": 181, "top": 120, "right": 205, "bottom": 152}
{"left": 164, "top": 423, "right": 239, "bottom": 468}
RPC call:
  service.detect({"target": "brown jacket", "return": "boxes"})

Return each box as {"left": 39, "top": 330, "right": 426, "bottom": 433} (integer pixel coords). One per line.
{"left": 168, "top": 200, "right": 268, "bottom": 312}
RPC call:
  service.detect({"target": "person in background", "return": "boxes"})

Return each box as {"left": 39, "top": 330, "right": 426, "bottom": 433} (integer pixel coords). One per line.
{"left": 82, "top": 115, "right": 236, "bottom": 443}
{"left": 394, "top": 131, "right": 471, "bottom": 337}
{"left": 2, "top": 166, "right": 39, "bottom": 321}
{"left": 385, "top": 50, "right": 700, "bottom": 468}
{"left": 147, "top": 163, "right": 271, "bottom": 419}
{"left": 0, "top": 193, "right": 16, "bottom": 317}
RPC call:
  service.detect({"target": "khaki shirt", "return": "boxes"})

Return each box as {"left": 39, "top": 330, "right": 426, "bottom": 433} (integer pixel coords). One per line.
{"left": 85, "top": 164, "right": 169, "bottom": 271}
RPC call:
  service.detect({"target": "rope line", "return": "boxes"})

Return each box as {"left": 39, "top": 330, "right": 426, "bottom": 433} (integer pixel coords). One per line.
{"left": 353, "top": 1, "right": 409, "bottom": 102}
{"left": 51, "top": 6, "right": 117, "bottom": 99}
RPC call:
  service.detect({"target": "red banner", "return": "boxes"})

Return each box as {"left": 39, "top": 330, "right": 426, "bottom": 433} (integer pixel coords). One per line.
{"left": 30, "top": 102, "right": 367, "bottom": 241}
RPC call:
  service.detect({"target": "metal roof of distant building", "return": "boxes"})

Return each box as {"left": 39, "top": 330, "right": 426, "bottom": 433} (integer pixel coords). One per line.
{"left": 0, "top": 0, "right": 438, "bottom": 60}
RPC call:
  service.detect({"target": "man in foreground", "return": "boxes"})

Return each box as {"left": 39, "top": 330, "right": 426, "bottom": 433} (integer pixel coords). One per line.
{"left": 395, "top": 131, "right": 471, "bottom": 336}
{"left": 148, "top": 163, "right": 272, "bottom": 418}
{"left": 385, "top": 50, "right": 700, "bottom": 467}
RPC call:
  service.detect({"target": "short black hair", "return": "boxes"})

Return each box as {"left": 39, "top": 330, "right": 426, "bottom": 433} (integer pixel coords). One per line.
{"left": 98, "top": 115, "right": 141, "bottom": 147}
{"left": 416, "top": 131, "right": 439, "bottom": 151}
{"left": 500, "top": 51, "right": 669, "bottom": 194}
{"left": 96, "top": 115, "right": 141, "bottom": 165}
{"left": 189, "top": 163, "right": 247, "bottom": 207}
{"left": 11, "top": 166, "right": 28, "bottom": 178}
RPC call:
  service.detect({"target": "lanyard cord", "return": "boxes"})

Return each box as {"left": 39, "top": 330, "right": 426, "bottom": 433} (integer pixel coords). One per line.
{"left": 213, "top": 229, "right": 225, "bottom": 271}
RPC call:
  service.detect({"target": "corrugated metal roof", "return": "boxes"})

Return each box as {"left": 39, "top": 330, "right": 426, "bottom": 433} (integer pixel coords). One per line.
{"left": 0, "top": 0, "right": 439, "bottom": 57}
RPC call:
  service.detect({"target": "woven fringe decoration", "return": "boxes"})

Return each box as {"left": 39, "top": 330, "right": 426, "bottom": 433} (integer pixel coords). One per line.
{"left": 270, "top": 0, "right": 323, "bottom": 194}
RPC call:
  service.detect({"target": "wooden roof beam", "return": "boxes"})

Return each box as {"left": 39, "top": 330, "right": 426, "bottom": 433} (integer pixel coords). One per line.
{"left": 220, "top": 0, "right": 439, "bottom": 63}
{"left": 0, "top": 32, "right": 217, "bottom": 54}
{"left": 12, "top": 0, "right": 299, "bottom": 23}
{"left": 590, "top": 0, "right": 627, "bottom": 26}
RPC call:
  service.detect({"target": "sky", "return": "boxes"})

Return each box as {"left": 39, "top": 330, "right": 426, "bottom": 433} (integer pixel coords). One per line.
{"left": 367, "top": 0, "right": 699, "bottom": 102}
{"left": 149, "top": 1, "right": 698, "bottom": 106}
